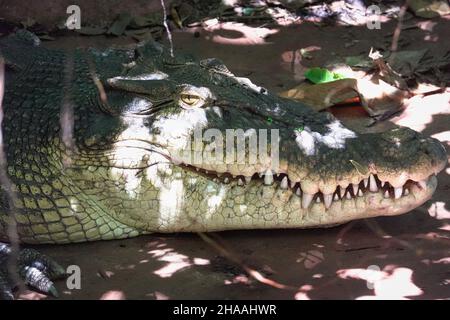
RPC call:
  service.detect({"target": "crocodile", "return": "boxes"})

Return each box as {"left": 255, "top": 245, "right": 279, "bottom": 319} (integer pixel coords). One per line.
{"left": 0, "top": 31, "right": 446, "bottom": 298}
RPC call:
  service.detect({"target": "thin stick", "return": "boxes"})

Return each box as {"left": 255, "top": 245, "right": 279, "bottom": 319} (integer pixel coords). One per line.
{"left": 160, "top": 0, "right": 174, "bottom": 57}
{"left": 197, "top": 232, "right": 296, "bottom": 290}
{"left": 389, "top": 0, "right": 411, "bottom": 64}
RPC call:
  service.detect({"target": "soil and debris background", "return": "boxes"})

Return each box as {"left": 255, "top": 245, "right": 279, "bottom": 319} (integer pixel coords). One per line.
{"left": 0, "top": 0, "right": 449, "bottom": 299}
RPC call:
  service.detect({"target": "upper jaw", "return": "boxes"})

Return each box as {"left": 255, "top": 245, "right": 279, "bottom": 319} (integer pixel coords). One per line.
{"left": 174, "top": 127, "right": 446, "bottom": 213}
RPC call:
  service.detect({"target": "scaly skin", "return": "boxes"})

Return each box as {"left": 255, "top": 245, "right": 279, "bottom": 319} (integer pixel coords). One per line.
{"left": 0, "top": 31, "right": 447, "bottom": 246}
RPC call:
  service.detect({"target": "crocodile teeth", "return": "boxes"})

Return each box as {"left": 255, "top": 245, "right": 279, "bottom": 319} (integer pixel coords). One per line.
{"left": 224, "top": 177, "right": 230, "bottom": 184}
{"left": 280, "top": 176, "right": 288, "bottom": 189}
{"left": 296, "top": 188, "right": 301, "bottom": 196}
{"left": 346, "top": 191, "right": 352, "bottom": 200}
{"left": 316, "top": 197, "right": 321, "bottom": 203}
{"left": 245, "top": 176, "right": 252, "bottom": 184}
{"left": 324, "top": 194, "right": 333, "bottom": 209}
{"left": 333, "top": 193, "right": 339, "bottom": 201}
{"left": 404, "top": 188, "right": 409, "bottom": 196}
{"left": 418, "top": 180, "right": 427, "bottom": 189}
{"left": 357, "top": 189, "right": 363, "bottom": 197}
{"left": 352, "top": 183, "right": 358, "bottom": 195}
{"left": 264, "top": 170, "right": 273, "bottom": 185}
{"left": 205, "top": 170, "right": 208, "bottom": 174}
{"left": 196, "top": 168, "right": 200, "bottom": 171}
{"left": 394, "top": 187, "right": 402, "bottom": 199}
{"left": 384, "top": 190, "right": 390, "bottom": 198}
{"left": 369, "top": 174, "right": 378, "bottom": 192}
{"left": 363, "top": 178, "right": 368, "bottom": 188}
{"left": 290, "top": 181, "right": 296, "bottom": 189}
{"left": 237, "top": 178, "right": 244, "bottom": 186}
{"left": 339, "top": 187, "right": 345, "bottom": 199}
{"left": 302, "top": 193, "right": 313, "bottom": 209}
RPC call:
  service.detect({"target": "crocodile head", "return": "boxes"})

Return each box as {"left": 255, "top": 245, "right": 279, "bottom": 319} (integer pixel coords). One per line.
{"left": 72, "top": 41, "right": 445, "bottom": 233}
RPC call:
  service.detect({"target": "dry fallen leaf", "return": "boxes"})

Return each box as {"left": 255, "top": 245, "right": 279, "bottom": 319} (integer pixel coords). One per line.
{"left": 280, "top": 75, "right": 409, "bottom": 124}
{"left": 409, "top": 0, "right": 450, "bottom": 18}
{"left": 279, "top": 78, "right": 359, "bottom": 112}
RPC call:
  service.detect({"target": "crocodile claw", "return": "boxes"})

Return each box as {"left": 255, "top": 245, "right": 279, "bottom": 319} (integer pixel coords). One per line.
{"left": 0, "top": 242, "right": 65, "bottom": 300}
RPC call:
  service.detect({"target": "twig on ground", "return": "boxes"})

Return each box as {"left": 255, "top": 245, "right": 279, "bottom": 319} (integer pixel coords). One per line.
{"left": 197, "top": 232, "right": 296, "bottom": 291}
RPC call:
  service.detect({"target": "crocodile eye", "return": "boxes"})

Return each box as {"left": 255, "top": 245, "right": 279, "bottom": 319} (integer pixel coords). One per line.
{"left": 178, "top": 85, "right": 213, "bottom": 109}
{"left": 181, "top": 94, "right": 199, "bottom": 105}
{"left": 179, "top": 94, "right": 203, "bottom": 109}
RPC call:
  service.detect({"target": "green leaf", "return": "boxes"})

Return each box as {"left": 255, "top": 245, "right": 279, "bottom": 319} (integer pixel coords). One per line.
{"left": 304, "top": 67, "right": 346, "bottom": 84}
{"left": 295, "top": 125, "right": 304, "bottom": 133}
{"left": 242, "top": 7, "right": 255, "bottom": 16}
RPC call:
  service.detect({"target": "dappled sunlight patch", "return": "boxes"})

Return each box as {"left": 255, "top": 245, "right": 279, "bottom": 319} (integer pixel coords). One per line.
{"left": 296, "top": 250, "right": 324, "bottom": 269}
{"left": 97, "top": 270, "right": 115, "bottom": 279}
{"left": 294, "top": 284, "right": 313, "bottom": 300}
{"left": 18, "top": 290, "right": 48, "bottom": 300}
{"left": 224, "top": 274, "right": 251, "bottom": 285}
{"left": 393, "top": 93, "right": 450, "bottom": 133}
{"left": 427, "top": 201, "right": 450, "bottom": 220}
{"left": 431, "top": 131, "right": 450, "bottom": 144}
{"left": 337, "top": 266, "right": 423, "bottom": 299}
{"left": 158, "top": 179, "right": 185, "bottom": 230}
{"left": 193, "top": 257, "right": 210, "bottom": 265}
{"left": 114, "top": 264, "right": 136, "bottom": 271}
{"left": 280, "top": 47, "right": 321, "bottom": 81}
{"left": 100, "top": 290, "right": 126, "bottom": 300}
{"left": 423, "top": 34, "right": 439, "bottom": 42}
{"left": 148, "top": 247, "right": 210, "bottom": 278}
{"left": 153, "top": 254, "right": 191, "bottom": 278}
{"left": 202, "top": 22, "right": 278, "bottom": 45}
{"left": 417, "top": 20, "right": 437, "bottom": 32}
{"left": 147, "top": 247, "right": 172, "bottom": 258}
{"left": 416, "top": 18, "right": 440, "bottom": 42}
{"left": 206, "top": 186, "right": 226, "bottom": 219}
{"left": 153, "top": 291, "right": 170, "bottom": 300}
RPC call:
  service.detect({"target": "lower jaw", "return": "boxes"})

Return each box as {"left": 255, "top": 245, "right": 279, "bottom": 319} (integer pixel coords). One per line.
{"left": 162, "top": 175, "right": 437, "bottom": 232}
{"left": 289, "top": 175, "right": 438, "bottom": 229}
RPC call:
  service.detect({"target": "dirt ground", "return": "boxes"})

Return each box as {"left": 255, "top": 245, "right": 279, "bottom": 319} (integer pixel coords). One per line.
{"left": 9, "top": 11, "right": 450, "bottom": 300}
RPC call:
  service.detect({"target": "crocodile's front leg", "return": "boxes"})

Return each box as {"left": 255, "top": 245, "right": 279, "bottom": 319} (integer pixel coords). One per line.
{"left": 0, "top": 242, "right": 66, "bottom": 299}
